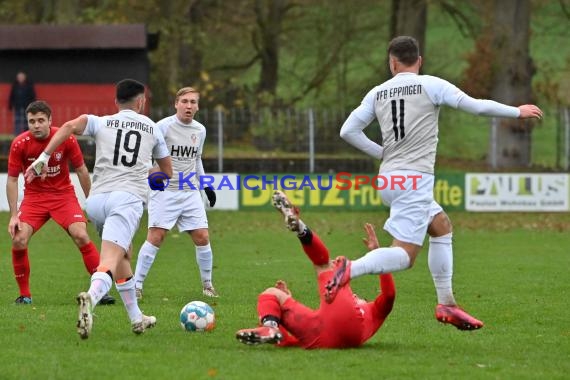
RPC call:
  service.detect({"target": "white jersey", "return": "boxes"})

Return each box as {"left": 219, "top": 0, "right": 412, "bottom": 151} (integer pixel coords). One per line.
{"left": 84, "top": 109, "right": 169, "bottom": 201}
{"left": 156, "top": 115, "right": 206, "bottom": 192}
{"left": 344, "top": 72, "right": 519, "bottom": 174}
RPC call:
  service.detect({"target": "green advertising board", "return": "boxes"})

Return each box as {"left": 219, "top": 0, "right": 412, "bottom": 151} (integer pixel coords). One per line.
{"left": 239, "top": 173, "right": 466, "bottom": 210}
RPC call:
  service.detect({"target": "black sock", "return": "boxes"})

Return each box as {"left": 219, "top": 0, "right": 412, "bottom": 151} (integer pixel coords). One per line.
{"left": 261, "top": 315, "right": 280, "bottom": 328}
{"left": 298, "top": 228, "right": 313, "bottom": 245}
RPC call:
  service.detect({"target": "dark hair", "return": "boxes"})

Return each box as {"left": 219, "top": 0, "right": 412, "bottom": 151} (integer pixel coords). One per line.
{"left": 26, "top": 100, "right": 51, "bottom": 118}
{"left": 388, "top": 36, "right": 420, "bottom": 66}
{"left": 116, "top": 79, "right": 145, "bottom": 104}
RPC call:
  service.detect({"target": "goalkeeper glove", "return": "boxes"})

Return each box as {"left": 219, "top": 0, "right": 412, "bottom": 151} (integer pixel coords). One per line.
{"left": 204, "top": 186, "right": 216, "bottom": 207}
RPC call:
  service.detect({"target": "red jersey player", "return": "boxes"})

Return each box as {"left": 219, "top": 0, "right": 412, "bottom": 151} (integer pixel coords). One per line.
{"left": 236, "top": 191, "right": 395, "bottom": 349}
{"left": 6, "top": 100, "right": 114, "bottom": 305}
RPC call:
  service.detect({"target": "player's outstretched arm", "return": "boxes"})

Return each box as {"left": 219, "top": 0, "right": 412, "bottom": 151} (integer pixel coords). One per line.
{"left": 454, "top": 92, "right": 543, "bottom": 121}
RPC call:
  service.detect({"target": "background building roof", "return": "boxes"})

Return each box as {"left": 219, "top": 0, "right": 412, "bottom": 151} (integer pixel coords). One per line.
{"left": 0, "top": 24, "right": 148, "bottom": 50}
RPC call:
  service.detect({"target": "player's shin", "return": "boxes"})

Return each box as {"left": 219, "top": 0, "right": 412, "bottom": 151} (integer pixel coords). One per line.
{"left": 196, "top": 243, "right": 213, "bottom": 285}
{"left": 298, "top": 229, "right": 330, "bottom": 266}
{"left": 428, "top": 233, "right": 456, "bottom": 305}
{"left": 134, "top": 241, "right": 159, "bottom": 289}
{"left": 79, "top": 242, "right": 100, "bottom": 275}
{"left": 351, "top": 247, "right": 410, "bottom": 278}
{"left": 257, "top": 293, "right": 282, "bottom": 327}
{"left": 88, "top": 270, "right": 113, "bottom": 306}
{"left": 12, "top": 248, "right": 31, "bottom": 297}
{"left": 115, "top": 277, "right": 143, "bottom": 322}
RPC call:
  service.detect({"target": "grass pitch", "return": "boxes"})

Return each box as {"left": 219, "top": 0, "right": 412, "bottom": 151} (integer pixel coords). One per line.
{"left": 0, "top": 210, "right": 569, "bottom": 380}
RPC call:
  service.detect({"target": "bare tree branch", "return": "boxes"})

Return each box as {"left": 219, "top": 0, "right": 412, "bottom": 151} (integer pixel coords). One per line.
{"left": 289, "top": 42, "right": 344, "bottom": 104}
{"left": 559, "top": 0, "right": 570, "bottom": 19}
{"left": 209, "top": 53, "right": 261, "bottom": 72}
{"left": 438, "top": 0, "right": 477, "bottom": 39}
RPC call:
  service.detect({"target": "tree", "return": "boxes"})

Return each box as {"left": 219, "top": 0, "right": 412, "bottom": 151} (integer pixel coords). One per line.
{"left": 253, "top": 0, "right": 294, "bottom": 98}
{"left": 460, "top": 0, "right": 537, "bottom": 168}
{"left": 487, "top": 0, "right": 535, "bottom": 168}
{"left": 179, "top": 0, "right": 206, "bottom": 87}
{"left": 390, "top": 0, "right": 427, "bottom": 55}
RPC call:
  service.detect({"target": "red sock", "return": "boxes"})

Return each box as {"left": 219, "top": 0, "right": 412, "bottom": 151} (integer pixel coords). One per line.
{"left": 257, "top": 293, "right": 282, "bottom": 324}
{"left": 12, "top": 248, "right": 31, "bottom": 297}
{"left": 300, "top": 230, "right": 330, "bottom": 266}
{"left": 79, "top": 242, "right": 100, "bottom": 275}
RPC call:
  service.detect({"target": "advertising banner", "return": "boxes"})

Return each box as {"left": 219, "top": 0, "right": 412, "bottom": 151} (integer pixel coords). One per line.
{"left": 2, "top": 172, "right": 568, "bottom": 212}
{"left": 238, "top": 173, "right": 466, "bottom": 210}
{"left": 465, "top": 173, "right": 569, "bottom": 212}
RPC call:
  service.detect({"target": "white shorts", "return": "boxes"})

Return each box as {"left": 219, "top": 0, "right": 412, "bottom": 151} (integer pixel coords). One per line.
{"left": 379, "top": 170, "right": 443, "bottom": 246}
{"left": 85, "top": 191, "right": 144, "bottom": 251}
{"left": 147, "top": 190, "right": 208, "bottom": 232}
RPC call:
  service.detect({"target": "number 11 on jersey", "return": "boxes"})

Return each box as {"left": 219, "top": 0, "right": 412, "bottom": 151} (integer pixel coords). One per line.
{"left": 391, "top": 99, "right": 405, "bottom": 141}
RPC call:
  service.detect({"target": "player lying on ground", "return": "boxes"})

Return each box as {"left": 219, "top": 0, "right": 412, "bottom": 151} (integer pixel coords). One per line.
{"left": 236, "top": 191, "right": 395, "bottom": 349}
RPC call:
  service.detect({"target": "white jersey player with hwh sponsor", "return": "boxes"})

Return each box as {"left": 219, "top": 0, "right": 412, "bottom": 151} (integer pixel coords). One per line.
{"left": 327, "top": 36, "right": 543, "bottom": 331}
{"left": 156, "top": 113, "right": 206, "bottom": 191}
{"left": 134, "top": 87, "right": 219, "bottom": 301}
{"left": 26, "top": 79, "right": 173, "bottom": 339}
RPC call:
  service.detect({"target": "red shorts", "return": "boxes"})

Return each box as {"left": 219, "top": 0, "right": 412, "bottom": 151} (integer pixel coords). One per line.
{"left": 19, "top": 192, "right": 87, "bottom": 232}
{"left": 280, "top": 270, "right": 366, "bottom": 349}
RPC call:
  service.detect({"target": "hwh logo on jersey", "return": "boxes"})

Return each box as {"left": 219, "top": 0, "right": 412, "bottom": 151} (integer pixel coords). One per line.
{"left": 171, "top": 145, "right": 198, "bottom": 157}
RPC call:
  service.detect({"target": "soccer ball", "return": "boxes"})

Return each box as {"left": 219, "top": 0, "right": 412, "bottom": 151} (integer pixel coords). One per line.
{"left": 180, "top": 301, "right": 215, "bottom": 332}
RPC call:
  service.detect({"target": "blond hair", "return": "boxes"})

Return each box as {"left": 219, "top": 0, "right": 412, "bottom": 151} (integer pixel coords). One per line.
{"left": 176, "top": 87, "right": 200, "bottom": 100}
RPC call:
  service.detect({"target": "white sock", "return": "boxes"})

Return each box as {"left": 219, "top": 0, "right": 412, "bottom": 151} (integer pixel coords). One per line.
{"left": 350, "top": 247, "right": 410, "bottom": 278}
{"left": 428, "top": 233, "right": 456, "bottom": 305}
{"left": 196, "top": 244, "right": 213, "bottom": 286}
{"left": 115, "top": 277, "right": 143, "bottom": 323}
{"left": 134, "top": 241, "right": 159, "bottom": 290}
{"left": 296, "top": 219, "right": 307, "bottom": 235}
{"left": 88, "top": 271, "right": 113, "bottom": 306}
{"left": 263, "top": 320, "right": 279, "bottom": 328}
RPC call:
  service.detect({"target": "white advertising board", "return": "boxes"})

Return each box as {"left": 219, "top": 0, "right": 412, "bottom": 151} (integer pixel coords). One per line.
{"left": 0, "top": 173, "right": 239, "bottom": 211}
{"left": 465, "top": 173, "right": 569, "bottom": 212}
